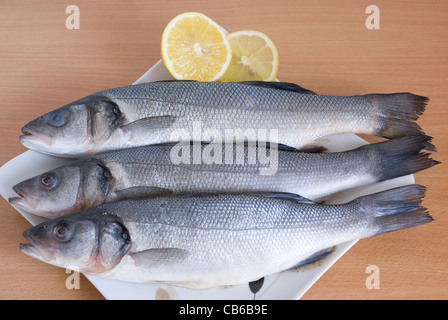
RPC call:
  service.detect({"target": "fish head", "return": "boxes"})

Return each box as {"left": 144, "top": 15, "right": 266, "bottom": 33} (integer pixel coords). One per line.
{"left": 20, "top": 214, "right": 131, "bottom": 275}
{"left": 9, "top": 160, "right": 115, "bottom": 218}
{"left": 20, "top": 96, "right": 123, "bottom": 157}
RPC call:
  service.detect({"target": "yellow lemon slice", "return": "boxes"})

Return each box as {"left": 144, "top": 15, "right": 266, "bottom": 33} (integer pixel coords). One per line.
{"left": 220, "top": 30, "right": 279, "bottom": 82}
{"left": 161, "top": 12, "right": 232, "bottom": 82}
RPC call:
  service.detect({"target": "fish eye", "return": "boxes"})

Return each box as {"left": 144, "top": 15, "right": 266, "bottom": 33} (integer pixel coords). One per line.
{"left": 53, "top": 222, "right": 72, "bottom": 242}
{"left": 96, "top": 164, "right": 113, "bottom": 195}
{"left": 40, "top": 173, "right": 58, "bottom": 189}
{"left": 104, "top": 101, "right": 122, "bottom": 124}
{"left": 97, "top": 164, "right": 113, "bottom": 182}
{"left": 46, "top": 109, "right": 69, "bottom": 127}
{"left": 102, "top": 168, "right": 113, "bottom": 181}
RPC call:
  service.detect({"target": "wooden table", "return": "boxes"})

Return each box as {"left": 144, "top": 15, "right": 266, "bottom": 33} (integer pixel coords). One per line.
{"left": 0, "top": 0, "right": 447, "bottom": 300}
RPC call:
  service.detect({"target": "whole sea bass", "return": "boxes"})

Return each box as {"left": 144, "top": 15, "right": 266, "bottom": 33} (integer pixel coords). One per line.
{"left": 9, "top": 136, "right": 438, "bottom": 218}
{"left": 20, "top": 185, "right": 432, "bottom": 289}
{"left": 19, "top": 81, "right": 429, "bottom": 157}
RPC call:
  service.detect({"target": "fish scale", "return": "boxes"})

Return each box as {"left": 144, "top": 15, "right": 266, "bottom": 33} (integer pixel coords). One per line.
{"left": 10, "top": 135, "right": 437, "bottom": 218}
{"left": 101, "top": 82, "right": 366, "bottom": 127}
{"left": 20, "top": 81, "right": 428, "bottom": 157}
{"left": 98, "top": 82, "right": 394, "bottom": 149}
{"left": 20, "top": 186, "right": 432, "bottom": 288}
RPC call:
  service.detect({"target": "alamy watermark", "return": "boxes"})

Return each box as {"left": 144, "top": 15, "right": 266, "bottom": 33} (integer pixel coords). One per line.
{"left": 64, "top": 5, "right": 379, "bottom": 31}
{"left": 66, "top": 5, "right": 80, "bottom": 30}
{"left": 365, "top": 5, "right": 380, "bottom": 30}
{"left": 169, "top": 121, "right": 279, "bottom": 176}
{"left": 365, "top": 265, "right": 380, "bottom": 289}
{"left": 65, "top": 266, "right": 80, "bottom": 290}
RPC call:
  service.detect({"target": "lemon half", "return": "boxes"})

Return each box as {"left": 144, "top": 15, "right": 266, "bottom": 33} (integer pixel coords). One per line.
{"left": 220, "top": 30, "right": 279, "bottom": 82}
{"left": 161, "top": 12, "right": 232, "bottom": 82}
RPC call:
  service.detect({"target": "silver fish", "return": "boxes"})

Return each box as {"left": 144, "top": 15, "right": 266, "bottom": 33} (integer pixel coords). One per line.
{"left": 9, "top": 136, "right": 438, "bottom": 218}
{"left": 19, "top": 81, "right": 429, "bottom": 157}
{"left": 20, "top": 185, "right": 432, "bottom": 289}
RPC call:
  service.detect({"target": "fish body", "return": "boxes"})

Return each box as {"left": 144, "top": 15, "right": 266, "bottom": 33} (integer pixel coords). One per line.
{"left": 20, "top": 81, "right": 428, "bottom": 157}
{"left": 10, "top": 136, "right": 438, "bottom": 218}
{"left": 20, "top": 185, "right": 432, "bottom": 289}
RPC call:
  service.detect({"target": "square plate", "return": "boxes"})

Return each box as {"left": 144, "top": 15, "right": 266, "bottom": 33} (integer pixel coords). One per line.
{"left": 0, "top": 60, "right": 414, "bottom": 300}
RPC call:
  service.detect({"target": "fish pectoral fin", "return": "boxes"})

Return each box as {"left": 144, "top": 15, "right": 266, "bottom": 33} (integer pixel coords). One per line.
{"left": 120, "top": 115, "right": 177, "bottom": 139}
{"left": 287, "top": 247, "right": 336, "bottom": 271}
{"left": 299, "top": 139, "right": 331, "bottom": 153}
{"left": 115, "top": 186, "right": 173, "bottom": 200}
{"left": 129, "top": 248, "right": 189, "bottom": 267}
{"left": 240, "top": 81, "right": 317, "bottom": 95}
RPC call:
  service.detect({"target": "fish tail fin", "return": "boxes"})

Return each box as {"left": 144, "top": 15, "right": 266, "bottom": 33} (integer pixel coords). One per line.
{"left": 365, "top": 135, "right": 440, "bottom": 182}
{"left": 356, "top": 185, "right": 433, "bottom": 238}
{"left": 366, "top": 93, "right": 429, "bottom": 141}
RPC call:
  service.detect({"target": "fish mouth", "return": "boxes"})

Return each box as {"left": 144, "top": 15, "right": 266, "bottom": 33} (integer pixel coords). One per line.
{"left": 20, "top": 125, "right": 37, "bottom": 139}
{"left": 9, "top": 184, "right": 27, "bottom": 207}
{"left": 21, "top": 125, "right": 35, "bottom": 136}
{"left": 8, "top": 196, "right": 39, "bottom": 214}
{"left": 9, "top": 197, "right": 51, "bottom": 217}
{"left": 9, "top": 185, "right": 44, "bottom": 216}
{"left": 19, "top": 242, "right": 55, "bottom": 262}
{"left": 20, "top": 125, "right": 54, "bottom": 147}
{"left": 20, "top": 229, "right": 58, "bottom": 262}
{"left": 19, "top": 242, "right": 40, "bottom": 258}
{"left": 12, "top": 183, "right": 24, "bottom": 197}
{"left": 9, "top": 185, "right": 30, "bottom": 208}
{"left": 8, "top": 196, "right": 23, "bottom": 206}
{"left": 19, "top": 235, "right": 55, "bottom": 262}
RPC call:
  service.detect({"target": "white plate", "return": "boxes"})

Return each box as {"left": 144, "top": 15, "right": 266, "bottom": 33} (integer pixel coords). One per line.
{"left": 0, "top": 60, "right": 414, "bottom": 300}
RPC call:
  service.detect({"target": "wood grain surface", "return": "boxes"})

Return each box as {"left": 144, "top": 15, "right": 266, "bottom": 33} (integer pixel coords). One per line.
{"left": 0, "top": 0, "right": 447, "bottom": 300}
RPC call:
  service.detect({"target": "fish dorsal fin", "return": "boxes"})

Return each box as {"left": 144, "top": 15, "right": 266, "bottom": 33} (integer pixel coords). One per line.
{"left": 264, "top": 142, "right": 302, "bottom": 152}
{"left": 138, "top": 80, "right": 316, "bottom": 94}
{"left": 232, "top": 141, "right": 302, "bottom": 153}
{"left": 154, "top": 140, "right": 304, "bottom": 153}
{"left": 240, "top": 81, "right": 316, "bottom": 95}
{"left": 170, "top": 192, "right": 315, "bottom": 204}
{"left": 253, "top": 192, "right": 315, "bottom": 204}
{"left": 151, "top": 80, "right": 197, "bottom": 84}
